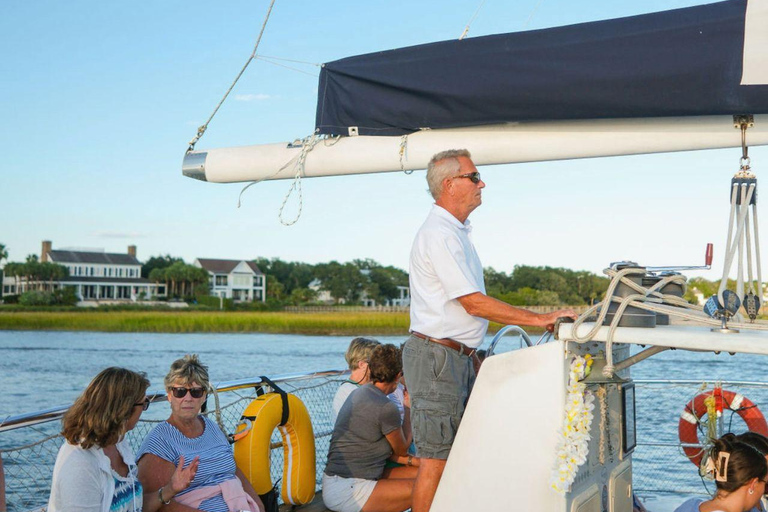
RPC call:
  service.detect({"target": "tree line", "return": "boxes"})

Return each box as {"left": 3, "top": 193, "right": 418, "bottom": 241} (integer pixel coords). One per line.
{"left": 14, "top": 241, "right": 726, "bottom": 307}
{"left": 3, "top": 255, "right": 69, "bottom": 292}
{"left": 254, "top": 257, "right": 409, "bottom": 305}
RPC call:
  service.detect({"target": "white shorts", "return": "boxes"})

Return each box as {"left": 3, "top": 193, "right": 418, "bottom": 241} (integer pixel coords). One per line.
{"left": 322, "top": 473, "right": 377, "bottom": 512}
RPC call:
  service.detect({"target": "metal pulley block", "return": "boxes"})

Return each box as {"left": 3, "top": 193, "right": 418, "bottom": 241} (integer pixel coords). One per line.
{"left": 703, "top": 290, "right": 741, "bottom": 319}
{"left": 731, "top": 175, "right": 757, "bottom": 205}
{"left": 743, "top": 290, "right": 761, "bottom": 322}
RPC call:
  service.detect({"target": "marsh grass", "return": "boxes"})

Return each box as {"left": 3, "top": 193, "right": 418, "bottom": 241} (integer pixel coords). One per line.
{"left": 0, "top": 310, "right": 544, "bottom": 335}
{"left": 0, "top": 311, "right": 413, "bottom": 335}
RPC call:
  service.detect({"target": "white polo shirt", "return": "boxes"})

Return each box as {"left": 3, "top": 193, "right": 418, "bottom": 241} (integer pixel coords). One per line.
{"left": 409, "top": 204, "right": 488, "bottom": 348}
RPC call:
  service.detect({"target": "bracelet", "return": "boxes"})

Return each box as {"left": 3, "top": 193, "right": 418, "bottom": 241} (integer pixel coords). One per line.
{"left": 158, "top": 487, "right": 172, "bottom": 505}
{"left": 407, "top": 455, "right": 413, "bottom": 466}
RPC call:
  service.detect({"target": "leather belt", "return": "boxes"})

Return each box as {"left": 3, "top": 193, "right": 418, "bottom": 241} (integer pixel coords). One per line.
{"left": 410, "top": 331, "right": 476, "bottom": 357}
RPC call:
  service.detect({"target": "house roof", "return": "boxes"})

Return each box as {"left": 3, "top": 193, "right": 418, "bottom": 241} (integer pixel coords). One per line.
{"left": 196, "top": 259, "right": 264, "bottom": 275}
{"left": 245, "top": 261, "right": 264, "bottom": 275}
{"left": 48, "top": 250, "right": 140, "bottom": 266}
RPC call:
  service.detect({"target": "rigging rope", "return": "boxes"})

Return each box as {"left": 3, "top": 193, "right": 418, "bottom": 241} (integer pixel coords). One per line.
{"left": 255, "top": 56, "right": 319, "bottom": 77}
{"left": 237, "top": 132, "right": 321, "bottom": 226}
{"left": 713, "top": 121, "right": 762, "bottom": 322}
{"left": 399, "top": 135, "right": 413, "bottom": 174}
{"left": 569, "top": 265, "right": 768, "bottom": 377}
{"left": 187, "top": 0, "right": 278, "bottom": 152}
{"left": 459, "top": 0, "right": 487, "bottom": 40}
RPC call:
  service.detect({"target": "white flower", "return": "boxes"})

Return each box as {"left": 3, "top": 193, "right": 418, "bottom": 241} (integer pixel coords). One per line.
{"left": 550, "top": 355, "right": 595, "bottom": 494}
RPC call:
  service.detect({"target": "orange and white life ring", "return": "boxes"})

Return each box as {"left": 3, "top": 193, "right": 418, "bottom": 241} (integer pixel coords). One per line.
{"left": 234, "top": 391, "right": 316, "bottom": 506}
{"left": 678, "top": 388, "right": 768, "bottom": 466}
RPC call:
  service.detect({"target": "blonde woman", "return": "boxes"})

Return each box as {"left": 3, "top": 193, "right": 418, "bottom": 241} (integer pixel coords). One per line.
{"left": 49, "top": 367, "right": 198, "bottom": 512}
{"left": 137, "top": 355, "right": 264, "bottom": 512}
{"left": 331, "top": 337, "right": 381, "bottom": 424}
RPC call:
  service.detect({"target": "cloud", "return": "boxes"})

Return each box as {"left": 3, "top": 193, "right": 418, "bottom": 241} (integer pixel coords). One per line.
{"left": 91, "top": 231, "right": 147, "bottom": 239}
{"left": 234, "top": 93, "right": 273, "bottom": 102}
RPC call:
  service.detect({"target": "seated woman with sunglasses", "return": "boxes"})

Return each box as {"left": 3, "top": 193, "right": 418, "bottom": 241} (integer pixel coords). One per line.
{"left": 137, "top": 355, "right": 265, "bottom": 512}
{"left": 674, "top": 433, "right": 768, "bottom": 512}
{"left": 323, "top": 344, "right": 419, "bottom": 512}
{"left": 49, "top": 367, "right": 199, "bottom": 512}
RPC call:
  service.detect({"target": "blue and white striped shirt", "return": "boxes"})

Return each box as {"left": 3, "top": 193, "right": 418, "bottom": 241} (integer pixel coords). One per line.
{"left": 137, "top": 416, "right": 236, "bottom": 512}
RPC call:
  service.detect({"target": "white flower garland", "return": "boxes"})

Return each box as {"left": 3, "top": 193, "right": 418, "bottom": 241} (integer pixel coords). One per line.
{"left": 550, "top": 354, "right": 595, "bottom": 494}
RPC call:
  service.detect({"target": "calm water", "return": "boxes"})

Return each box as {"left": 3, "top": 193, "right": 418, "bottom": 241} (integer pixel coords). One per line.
{"left": 2, "top": 329, "right": 768, "bottom": 419}
{"left": 0, "top": 331, "right": 415, "bottom": 421}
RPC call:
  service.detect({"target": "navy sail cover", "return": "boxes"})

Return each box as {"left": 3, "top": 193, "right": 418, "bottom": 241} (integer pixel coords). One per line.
{"left": 315, "top": 0, "right": 768, "bottom": 137}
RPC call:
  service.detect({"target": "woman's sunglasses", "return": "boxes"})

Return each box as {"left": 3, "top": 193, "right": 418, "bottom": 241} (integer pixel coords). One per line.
{"left": 451, "top": 171, "right": 482, "bottom": 184}
{"left": 134, "top": 397, "right": 150, "bottom": 411}
{"left": 170, "top": 386, "right": 206, "bottom": 399}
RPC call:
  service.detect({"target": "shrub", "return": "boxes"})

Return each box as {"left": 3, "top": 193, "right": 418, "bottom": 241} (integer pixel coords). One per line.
{"left": 53, "top": 287, "right": 79, "bottom": 306}
{"left": 234, "top": 299, "right": 283, "bottom": 312}
{"left": 2, "top": 294, "right": 19, "bottom": 304}
{"left": 19, "top": 290, "right": 55, "bottom": 306}
{"left": 194, "top": 294, "right": 234, "bottom": 310}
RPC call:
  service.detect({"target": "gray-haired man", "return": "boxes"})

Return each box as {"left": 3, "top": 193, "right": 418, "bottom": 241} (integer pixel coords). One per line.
{"left": 403, "top": 149, "right": 577, "bottom": 512}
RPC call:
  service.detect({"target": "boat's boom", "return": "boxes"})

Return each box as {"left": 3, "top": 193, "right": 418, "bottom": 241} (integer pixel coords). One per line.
{"left": 183, "top": 114, "right": 768, "bottom": 183}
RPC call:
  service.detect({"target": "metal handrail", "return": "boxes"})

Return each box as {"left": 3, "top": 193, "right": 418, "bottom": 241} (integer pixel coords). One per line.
{"left": 0, "top": 369, "right": 348, "bottom": 433}
{"left": 633, "top": 379, "right": 768, "bottom": 386}
{"left": 486, "top": 325, "right": 534, "bottom": 357}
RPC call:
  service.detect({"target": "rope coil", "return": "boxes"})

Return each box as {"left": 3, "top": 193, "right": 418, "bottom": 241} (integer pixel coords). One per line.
{"left": 569, "top": 266, "right": 768, "bottom": 377}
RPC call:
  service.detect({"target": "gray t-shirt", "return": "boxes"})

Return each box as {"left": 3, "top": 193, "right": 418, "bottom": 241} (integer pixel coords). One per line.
{"left": 324, "top": 384, "right": 402, "bottom": 480}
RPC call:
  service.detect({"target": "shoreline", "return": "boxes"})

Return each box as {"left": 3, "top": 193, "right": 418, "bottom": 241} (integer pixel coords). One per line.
{"left": 0, "top": 310, "right": 547, "bottom": 335}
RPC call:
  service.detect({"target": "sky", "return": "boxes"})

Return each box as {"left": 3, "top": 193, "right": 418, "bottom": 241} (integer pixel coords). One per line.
{"left": 2, "top": 0, "right": 765, "bottom": 280}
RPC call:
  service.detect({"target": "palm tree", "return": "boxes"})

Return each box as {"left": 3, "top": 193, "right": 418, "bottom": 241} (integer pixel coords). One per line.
{"left": 149, "top": 267, "right": 169, "bottom": 296}
{"left": 4, "top": 262, "right": 20, "bottom": 295}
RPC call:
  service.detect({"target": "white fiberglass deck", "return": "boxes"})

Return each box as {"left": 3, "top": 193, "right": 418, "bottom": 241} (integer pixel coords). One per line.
{"left": 558, "top": 322, "right": 768, "bottom": 356}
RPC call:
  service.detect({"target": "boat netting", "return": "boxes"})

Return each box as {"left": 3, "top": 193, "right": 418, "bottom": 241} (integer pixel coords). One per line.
{"left": 4, "top": 377, "right": 768, "bottom": 511}
{"left": 0, "top": 374, "right": 343, "bottom": 512}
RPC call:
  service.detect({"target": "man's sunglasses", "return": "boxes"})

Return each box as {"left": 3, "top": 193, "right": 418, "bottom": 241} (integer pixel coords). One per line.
{"left": 134, "top": 397, "right": 150, "bottom": 411}
{"left": 451, "top": 171, "right": 482, "bottom": 184}
{"left": 170, "top": 386, "right": 206, "bottom": 399}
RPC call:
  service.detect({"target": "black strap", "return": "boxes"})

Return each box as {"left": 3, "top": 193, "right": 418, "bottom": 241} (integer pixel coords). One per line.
{"left": 258, "top": 376, "right": 290, "bottom": 426}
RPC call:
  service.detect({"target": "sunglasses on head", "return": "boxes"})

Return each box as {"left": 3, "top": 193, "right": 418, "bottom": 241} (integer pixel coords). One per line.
{"left": 451, "top": 171, "right": 481, "bottom": 184}
{"left": 170, "top": 386, "right": 206, "bottom": 399}
{"left": 134, "top": 397, "right": 150, "bottom": 411}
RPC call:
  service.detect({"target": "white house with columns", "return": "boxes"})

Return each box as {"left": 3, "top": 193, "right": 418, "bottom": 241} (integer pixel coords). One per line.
{"left": 194, "top": 258, "right": 266, "bottom": 302}
{"left": 1, "top": 240, "right": 165, "bottom": 301}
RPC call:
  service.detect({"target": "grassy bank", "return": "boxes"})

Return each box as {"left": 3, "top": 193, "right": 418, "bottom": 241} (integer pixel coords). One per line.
{"left": 0, "top": 310, "right": 545, "bottom": 336}
{"left": 0, "top": 310, "right": 412, "bottom": 335}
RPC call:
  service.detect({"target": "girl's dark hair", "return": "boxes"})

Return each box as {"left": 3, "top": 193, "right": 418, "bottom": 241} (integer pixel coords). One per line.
{"left": 709, "top": 433, "right": 768, "bottom": 494}
{"left": 368, "top": 344, "right": 402, "bottom": 384}
{"left": 736, "top": 431, "right": 768, "bottom": 455}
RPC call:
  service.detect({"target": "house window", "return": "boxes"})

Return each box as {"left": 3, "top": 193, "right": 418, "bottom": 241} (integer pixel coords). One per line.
{"left": 90, "top": 267, "right": 94, "bottom": 276}
{"left": 119, "top": 268, "right": 123, "bottom": 277}
{"left": 215, "top": 275, "right": 228, "bottom": 286}
{"left": 254, "top": 276, "right": 263, "bottom": 286}
{"left": 233, "top": 274, "right": 251, "bottom": 287}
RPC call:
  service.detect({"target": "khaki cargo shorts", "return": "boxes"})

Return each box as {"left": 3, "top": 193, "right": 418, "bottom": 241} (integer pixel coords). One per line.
{"left": 402, "top": 334, "right": 476, "bottom": 460}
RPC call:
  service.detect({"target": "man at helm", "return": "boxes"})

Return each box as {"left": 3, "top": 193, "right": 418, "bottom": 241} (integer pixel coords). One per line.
{"left": 403, "top": 149, "right": 578, "bottom": 512}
